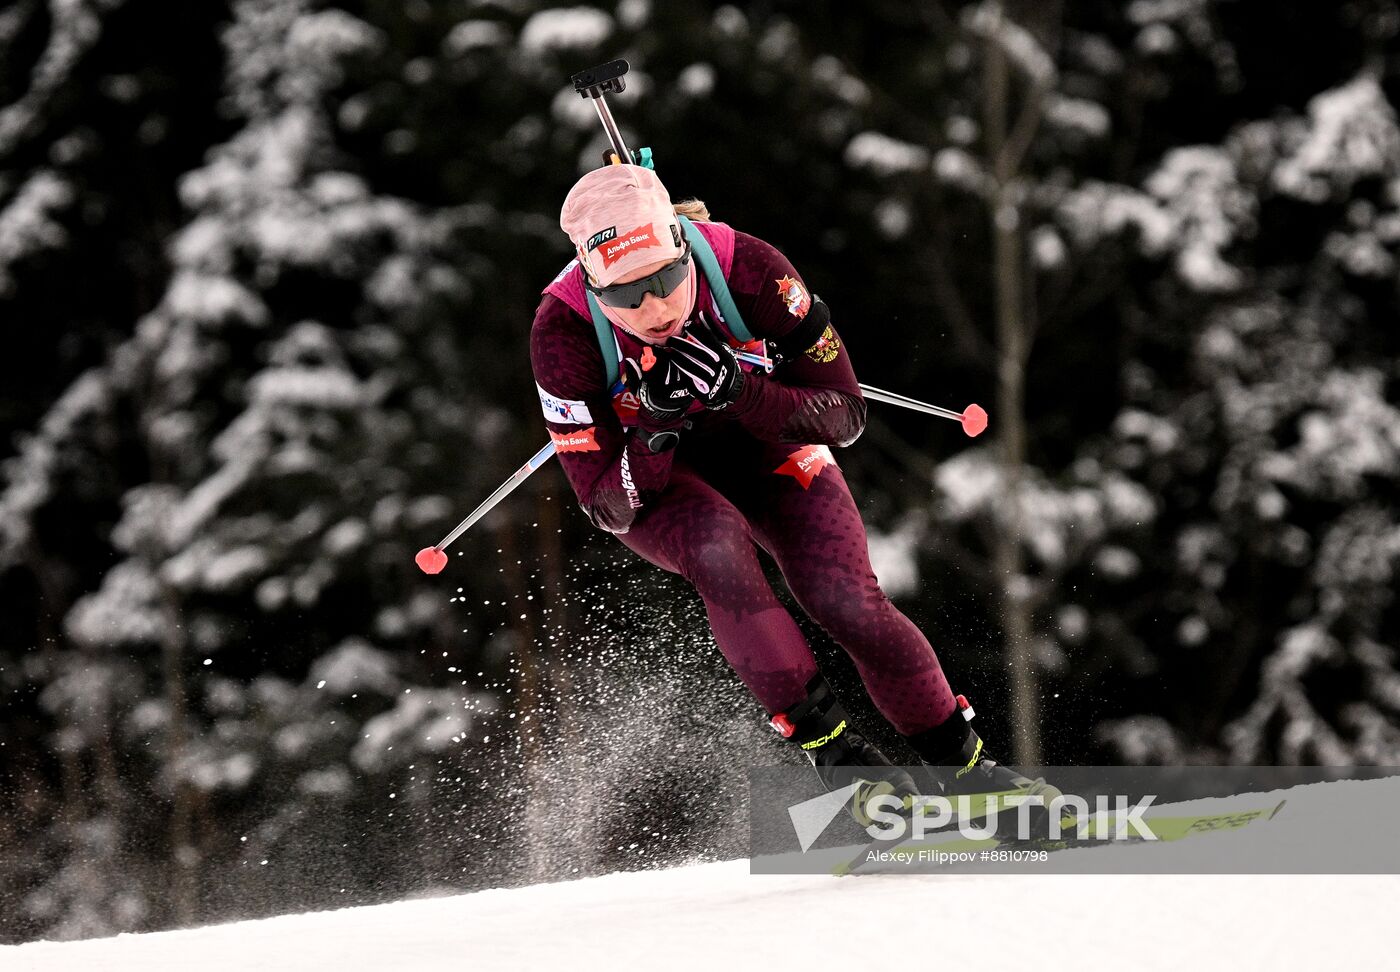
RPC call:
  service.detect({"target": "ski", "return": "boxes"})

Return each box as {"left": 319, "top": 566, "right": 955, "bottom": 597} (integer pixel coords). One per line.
{"left": 832, "top": 798, "right": 1288, "bottom": 876}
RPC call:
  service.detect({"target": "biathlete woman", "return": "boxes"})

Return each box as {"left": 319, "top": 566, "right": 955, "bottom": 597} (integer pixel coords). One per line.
{"left": 530, "top": 163, "right": 1047, "bottom": 815}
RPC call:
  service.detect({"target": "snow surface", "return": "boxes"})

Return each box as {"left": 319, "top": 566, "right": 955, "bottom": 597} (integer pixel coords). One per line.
{"left": 4, "top": 858, "right": 1394, "bottom": 970}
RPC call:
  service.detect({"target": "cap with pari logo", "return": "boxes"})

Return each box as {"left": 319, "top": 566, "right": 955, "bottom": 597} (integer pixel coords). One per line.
{"left": 560, "top": 165, "right": 684, "bottom": 288}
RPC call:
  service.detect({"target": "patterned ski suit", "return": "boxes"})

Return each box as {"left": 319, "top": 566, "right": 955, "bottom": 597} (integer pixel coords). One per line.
{"left": 529, "top": 221, "right": 956, "bottom": 734}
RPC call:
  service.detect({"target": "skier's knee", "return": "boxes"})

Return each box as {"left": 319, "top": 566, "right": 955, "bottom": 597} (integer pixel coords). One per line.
{"left": 680, "top": 529, "right": 756, "bottom": 590}
{"left": 801, "top": 581, "right": 891, "bottom": 641}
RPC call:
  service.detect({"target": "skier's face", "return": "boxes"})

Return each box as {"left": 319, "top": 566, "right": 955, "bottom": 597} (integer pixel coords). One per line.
{"left": 605, "top": 257, "right": 691, "bottom": 344}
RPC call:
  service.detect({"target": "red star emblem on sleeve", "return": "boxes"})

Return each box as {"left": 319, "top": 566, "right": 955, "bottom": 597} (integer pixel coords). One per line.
{"left": 773, "top": 445, "right": 835, "bottom": 489}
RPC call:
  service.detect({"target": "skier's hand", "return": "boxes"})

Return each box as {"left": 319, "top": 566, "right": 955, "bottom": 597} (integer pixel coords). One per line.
{"left": 669, "top": 320, "right": 744, "bottom": 409}
{"left": 622, "top": 346, "right": 692, "bottom": 425}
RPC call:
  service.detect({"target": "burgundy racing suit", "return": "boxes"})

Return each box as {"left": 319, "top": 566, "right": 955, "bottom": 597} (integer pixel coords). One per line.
{"left": 529, "top": 224, "right": 956, "bottom": 735}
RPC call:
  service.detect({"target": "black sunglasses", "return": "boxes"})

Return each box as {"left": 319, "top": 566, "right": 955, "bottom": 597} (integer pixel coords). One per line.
{"left": 586, "top": 242, "right": 692, "bottom": 309}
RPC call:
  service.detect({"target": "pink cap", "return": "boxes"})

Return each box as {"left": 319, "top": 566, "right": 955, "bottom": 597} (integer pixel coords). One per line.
{"left": 560, "top": 165, "right": 684, "bottom": 287}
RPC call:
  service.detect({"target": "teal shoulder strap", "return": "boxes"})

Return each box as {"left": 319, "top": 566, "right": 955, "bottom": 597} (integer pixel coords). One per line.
{"left": 679, "top": 216, "right": 754, "bottom": 344}
{"left": 585, "top": 290, "right": 621, "bottom": 391}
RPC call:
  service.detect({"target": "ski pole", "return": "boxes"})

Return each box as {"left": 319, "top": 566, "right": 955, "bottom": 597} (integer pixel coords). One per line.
{"left": 414, "top": 441, "right": 557, "bottom": 574}
{"left": 858, "top": 385, "right": 987, "bottom": 437}
{"left": 416, "top": 383, "right": 986, "bottom": 573}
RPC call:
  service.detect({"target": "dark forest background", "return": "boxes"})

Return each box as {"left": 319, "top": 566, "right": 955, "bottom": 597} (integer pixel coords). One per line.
{"left": 2, "top": 0, "right": 1399, "bottom": 943}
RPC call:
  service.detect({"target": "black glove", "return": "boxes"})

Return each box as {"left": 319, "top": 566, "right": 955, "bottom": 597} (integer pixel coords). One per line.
{"left": 668, "top": 321, "right": 744, "bottom": 409}
{"left": 623, "top": 346, "right": 693, "bottom": 425}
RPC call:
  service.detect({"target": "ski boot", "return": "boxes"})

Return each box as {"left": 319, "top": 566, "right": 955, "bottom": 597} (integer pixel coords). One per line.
{"left": 769, "top": 674, "right": 920, "bottom": 827}
{"left": 903, "top": 694, "right": 1063, "bottom": 841}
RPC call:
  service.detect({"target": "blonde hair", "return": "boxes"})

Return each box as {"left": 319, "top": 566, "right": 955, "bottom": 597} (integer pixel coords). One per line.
{"left": 673, "top": 198, "right": 711, "bottom": 222}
